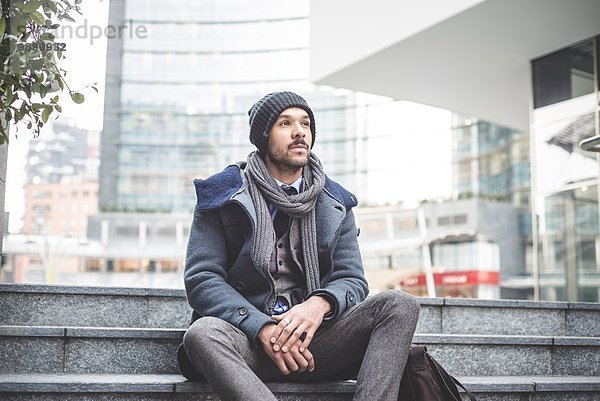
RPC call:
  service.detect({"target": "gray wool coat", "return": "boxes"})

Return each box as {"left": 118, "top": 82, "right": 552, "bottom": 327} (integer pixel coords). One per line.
{"left": 184, "top": 161, "right": 369, "bottom": 347}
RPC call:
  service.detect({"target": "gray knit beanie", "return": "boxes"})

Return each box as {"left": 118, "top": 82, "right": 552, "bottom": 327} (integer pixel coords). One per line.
{"left": 248, "top": 91, "right": 316, "bottom": 155}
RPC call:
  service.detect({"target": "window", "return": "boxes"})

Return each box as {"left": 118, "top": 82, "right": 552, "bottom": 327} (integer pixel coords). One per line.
{"left": 32, "top": 205, "right": 51, "bottom": 214}
{"left": 115, "top": 225, "right": 138, "bottom": 236}
{"left": 31, "top": 190, "right": 51, "bottom": 199}
{"left": 454, "top": 214, "right": 467, "bottom": 225}
{"left": 438, "top": 215, "right": 468, "bottom": 226}
{"left": 532, "top": 39, "right": 595, "bottom": 108}
{"left": 438, "top": 216, "right": 451, "bottom": 226}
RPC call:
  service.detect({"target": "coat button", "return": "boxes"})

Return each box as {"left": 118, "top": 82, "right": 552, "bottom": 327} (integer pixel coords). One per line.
{"left": 278, "top": 260, "right": 283, "bottom": 266}
{"left": 278, "top": 243, "right": 283, "bottom": 248}
{"left": 235, "top": 281, "right": 245, "bottom": 292}
{"left": 238, "top": 307, "right": 247, "bottom": 316}
{"left": 273, "top": 273, "right": 280, "bottom": 280}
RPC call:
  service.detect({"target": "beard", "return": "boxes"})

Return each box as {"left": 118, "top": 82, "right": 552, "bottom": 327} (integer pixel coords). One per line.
{"left": 265, "top": 139, "right": 310, "bottom": 171}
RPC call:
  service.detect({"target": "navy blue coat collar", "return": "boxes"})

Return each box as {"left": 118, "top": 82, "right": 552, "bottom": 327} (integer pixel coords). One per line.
{"left": 194, "top": 162, "right": 358, "bottom": 211}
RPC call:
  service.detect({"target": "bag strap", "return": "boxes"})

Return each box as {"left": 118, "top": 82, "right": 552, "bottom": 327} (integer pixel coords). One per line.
{"left": 451, "top": 376, "right": 477, "bottom": 401}
{"left": 428, "top": 353, "right": 477, "bottom": 401}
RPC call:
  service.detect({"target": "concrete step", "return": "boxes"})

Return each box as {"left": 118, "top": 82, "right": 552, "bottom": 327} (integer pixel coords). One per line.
{"left": 2, "top": 284, "right": 600, "bottom": 337}
{"left": 0, "top": 284, "right": 192, "bottom": 329}
{"left": 1, "top": 374, "right": 599, "bottom": 401}
{"left": 1, "top": 326, "right": 600, "bottom": 377}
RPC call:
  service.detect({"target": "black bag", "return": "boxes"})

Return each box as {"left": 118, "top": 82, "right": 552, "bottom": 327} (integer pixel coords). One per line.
{"left": 399, "top": 345, "right": 476, "bottom": 401}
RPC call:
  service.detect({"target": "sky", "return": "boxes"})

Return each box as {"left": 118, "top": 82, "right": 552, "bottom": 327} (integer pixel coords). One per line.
{"left": 5, "top": 0, "right": 453, "bottom": 233}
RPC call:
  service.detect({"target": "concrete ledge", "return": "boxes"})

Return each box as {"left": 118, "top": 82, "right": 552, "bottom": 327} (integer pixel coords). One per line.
{"left": 414, "top": 334, "right": 553, "bottom": 345}
{"left": 0, "top": 284, "right": 149, "bottom": 297}
{"left": 3, "top": 326, "right": 600, "bottom": 376}
{"left": 0, "top": 374, "right": 181, "bottom": 393}
{"left": 0, "top": 326, "right": 600, "bottom": 347}
{"left": 568, "top": 302, "right": 600, "bottom": 310}
{"left": 443, "top": 298, "right": 568, "bottom": 310}
{"left": 5, "top": 325, "right": 600, "bottom": 346}
{"left": 65, "top": 328, "right": 183, "bottom": 340}
{"left": 0, "top": 283, "right": 188, "bottom": 300}
{"left": 147, "top": 288, "right": 186, "bottom": 298}
{"left": 1, "top": 374, "right": 600, "bottom": 394}
{"left": 417, "top": 297, "right": 445, "bottom": 306}
{"left": 3, "top": 284, "right": 599, "bottom": 336}
{"left": 5, "top": 283, "right": 600, "bottom": 309}
{"left": 0, "top": 326, "right": 64, "bottom": 337}
{"left": 553, "top": 336, "right": 600, "bottom": 346}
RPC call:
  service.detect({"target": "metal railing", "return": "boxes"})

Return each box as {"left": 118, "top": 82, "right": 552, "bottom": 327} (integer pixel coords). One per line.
{"left": 580, "top": 135, "right": 600, "bottom": 152}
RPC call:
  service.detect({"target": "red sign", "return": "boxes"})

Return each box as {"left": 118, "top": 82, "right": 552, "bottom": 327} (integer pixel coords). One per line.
{"left": 399, "top": 270, "right": 499, "bottom": 287}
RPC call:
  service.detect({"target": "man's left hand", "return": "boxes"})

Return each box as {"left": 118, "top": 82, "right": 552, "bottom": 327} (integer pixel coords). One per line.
{"left": 270, "top": 295, "right": 332, "bottom": 354}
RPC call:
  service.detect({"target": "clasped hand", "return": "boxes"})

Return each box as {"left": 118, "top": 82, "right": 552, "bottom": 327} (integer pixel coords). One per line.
{"left": 257, "top": 295, "right": 331, "bottom": 375}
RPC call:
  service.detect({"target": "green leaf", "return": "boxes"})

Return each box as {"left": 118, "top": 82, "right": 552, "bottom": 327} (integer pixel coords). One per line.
{"left": 42, "top": 105, "right": 52, "bottom": 123}
{"left": 0, "top": 17, "right": 5, "bottom": 39}
{"left": 52, "top": 95, "right": 59, "bottom": 103}
{"left": 70, "top": 92, "right": 84, "bottom": 104}
{"left": 11, "top": 15, "right": 26, "bottom": 35}
{"left": 6, "top": 87, "right": 14, "bottom": 104}
{"left": 29, "top": 11, "right": 46, "bottom": 26}
{"left": 23, "top": 0, "right": 42, "bottom": 13}
{"left": 54, "top": 104, "right": 62, "bottom": 113}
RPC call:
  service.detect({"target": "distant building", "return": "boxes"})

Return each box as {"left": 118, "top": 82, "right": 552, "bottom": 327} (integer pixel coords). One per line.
{"left": 451, "top": 115, "right": 531, "bottom": 236}
{"left": 354, "top": 198, "right": 523, "bottom": 299}
{"left": 451, "top": 115, "right": 532, "bottom": 298}
{"left": 2, "top": 214, "right": 188, "bottom": 288}
{"left": 2, "top": 121, "right": 100, "bottom": 285}
{"left": 100, "top": 0, "right": 364, "bottom": 215}
{"left": 22, "top": 120, "right": 99, "bottom": 237}
{"left": 23, "top": 179, "right": 98, "bottom": 237}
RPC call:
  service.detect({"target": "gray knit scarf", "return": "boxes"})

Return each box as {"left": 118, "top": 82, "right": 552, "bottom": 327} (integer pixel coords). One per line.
{"left": 245, "top": 151, "right": 326, "bottom": 294}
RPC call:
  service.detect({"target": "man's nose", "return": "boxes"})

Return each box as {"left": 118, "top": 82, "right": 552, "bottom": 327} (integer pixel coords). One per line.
{"left": 292, "top": 122, "right": 306, "bottom": 136}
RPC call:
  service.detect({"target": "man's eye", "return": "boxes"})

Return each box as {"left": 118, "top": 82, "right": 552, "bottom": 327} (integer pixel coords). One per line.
{"left": 302, "top": 121, "right": 310, "bottom": 126}
{"left": 281, "top": 120, "right": 290, "bottom": 126}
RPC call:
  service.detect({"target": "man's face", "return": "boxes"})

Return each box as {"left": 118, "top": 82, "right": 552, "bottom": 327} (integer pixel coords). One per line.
{"left": 265, "top": 107, "right": 312, "bottom": 170}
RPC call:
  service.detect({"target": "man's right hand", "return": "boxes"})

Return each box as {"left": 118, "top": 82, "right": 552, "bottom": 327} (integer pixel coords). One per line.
{"left": 258, "top": 324, "right": 315, "bottom": 375}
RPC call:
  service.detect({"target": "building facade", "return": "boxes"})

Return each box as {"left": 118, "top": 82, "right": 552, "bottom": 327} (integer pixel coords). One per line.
{"left": 310, "top": 0, "right": 600, "bottom": 301}
{"left": 100, "top": 0, "right": 363, "bottom": 214}
{"left": 531, "top": 37, "right": 600, "bottom": 302}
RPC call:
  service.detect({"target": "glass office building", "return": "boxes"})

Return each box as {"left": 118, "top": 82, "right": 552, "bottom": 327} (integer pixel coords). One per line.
{"left": 452, "top": 115, "right": 531, "bottom": 237}
{"left": 531, "top": 36, "right": 600, "bottom": 302}
{"left": 100, "top": 0, "right": 362, "bottom": 213}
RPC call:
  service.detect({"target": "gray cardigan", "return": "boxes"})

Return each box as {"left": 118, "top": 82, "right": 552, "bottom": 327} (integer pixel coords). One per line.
{"left": 184, "top": 162, "right": 369, "bottom": 346}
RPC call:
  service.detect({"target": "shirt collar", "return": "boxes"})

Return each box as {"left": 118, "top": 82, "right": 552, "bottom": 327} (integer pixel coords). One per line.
{"left": 274, "top": 176, "right": 302, "bottom": 193}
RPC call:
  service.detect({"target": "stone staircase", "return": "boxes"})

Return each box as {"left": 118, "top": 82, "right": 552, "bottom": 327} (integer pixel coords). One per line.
{"left": 1, "top": 283, "right": 599, "bottom": 400}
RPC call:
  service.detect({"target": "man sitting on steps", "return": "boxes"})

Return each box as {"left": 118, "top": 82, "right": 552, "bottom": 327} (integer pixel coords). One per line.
{"left": 179, "top": 91, "right": 421, "bottom": 401}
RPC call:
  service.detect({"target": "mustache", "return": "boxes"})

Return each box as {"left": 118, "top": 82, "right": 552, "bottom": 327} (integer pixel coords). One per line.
{"left": 289, "top": 139, "right": 309, "bottom": 149}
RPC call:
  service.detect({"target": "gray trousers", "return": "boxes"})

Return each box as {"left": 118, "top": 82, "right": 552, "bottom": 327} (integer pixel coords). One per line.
{"left": 183, "top": 290, "right": 420, "bottom": 401}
